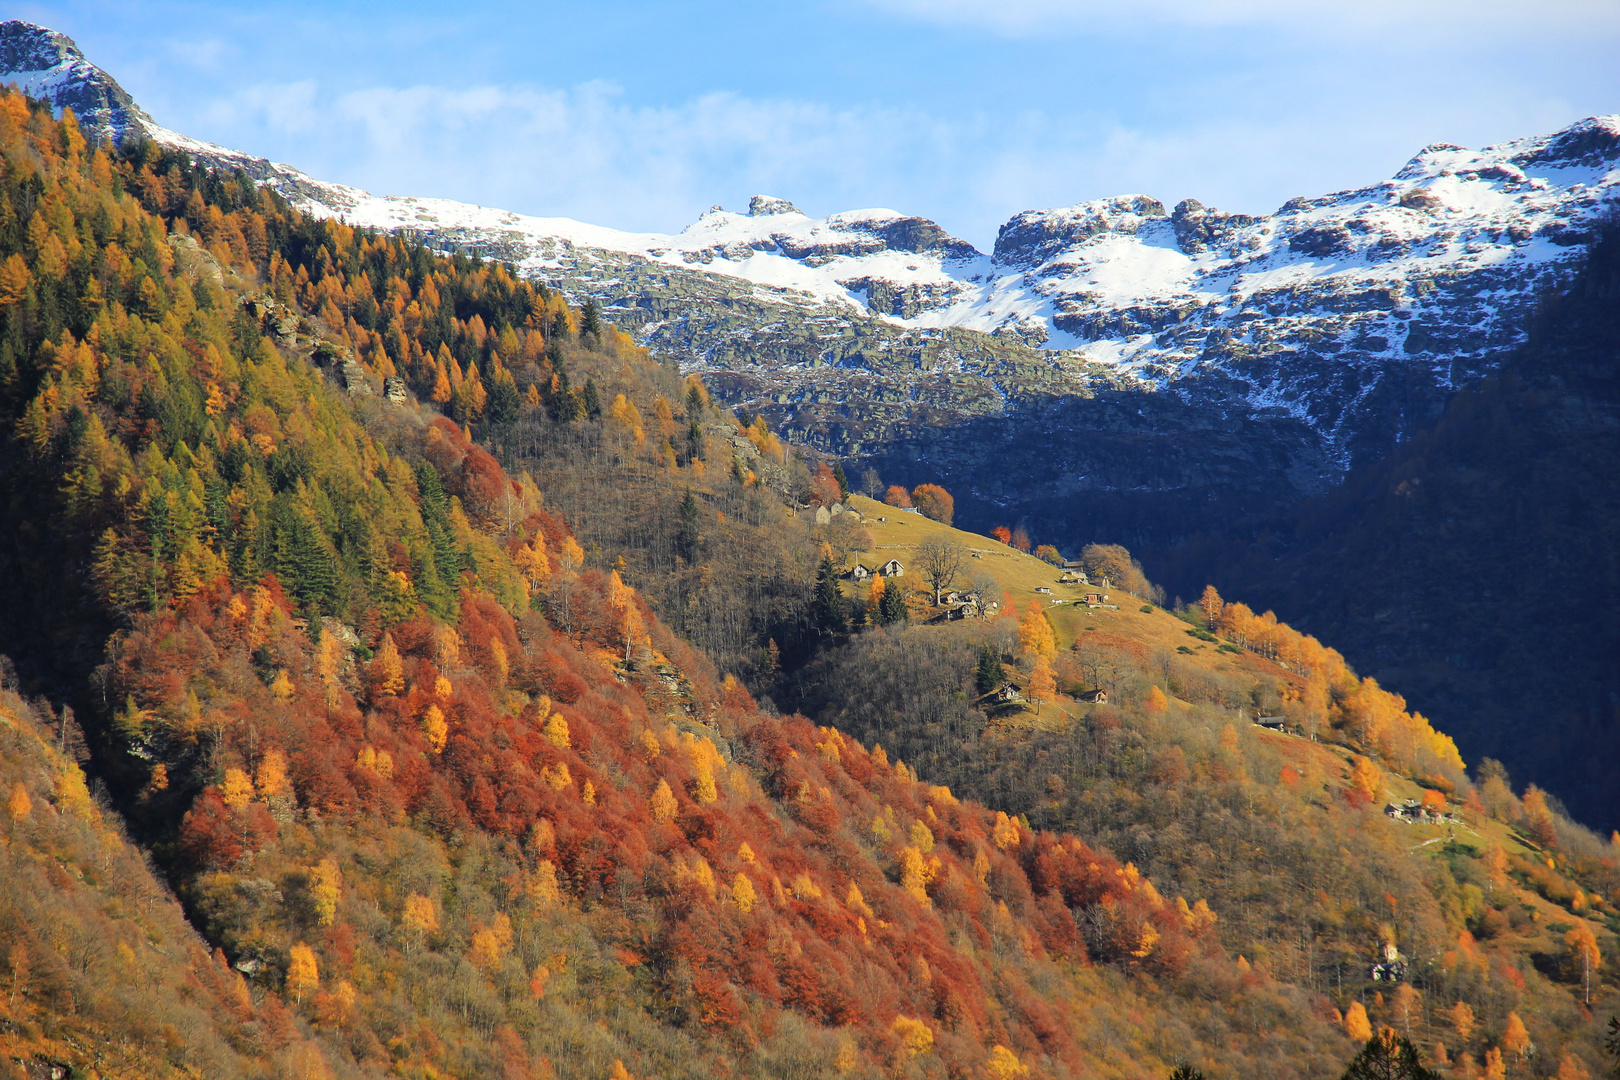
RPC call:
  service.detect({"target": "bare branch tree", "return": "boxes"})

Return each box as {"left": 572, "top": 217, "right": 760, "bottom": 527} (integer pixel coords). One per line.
{"left": 914, "top": 533, "right": 967, "bottom": 606}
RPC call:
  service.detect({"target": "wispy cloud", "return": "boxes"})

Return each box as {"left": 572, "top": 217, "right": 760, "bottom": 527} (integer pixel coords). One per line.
{"left": 184, "top": 69, "right": 1596, "bottom": 248}
{"left": 192, "top": 79, "right": 965, "bottom": 234}
{"left": 864, "top": 0, "right": 1620, "bottom": 42}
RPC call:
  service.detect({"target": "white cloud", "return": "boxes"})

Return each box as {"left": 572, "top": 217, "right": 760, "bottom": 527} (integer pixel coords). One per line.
{"left": 186, "top": 78, "right": 962, "bottom": 235}
{"left": 864, "top": 0, "right": 1620, "bottom": 42}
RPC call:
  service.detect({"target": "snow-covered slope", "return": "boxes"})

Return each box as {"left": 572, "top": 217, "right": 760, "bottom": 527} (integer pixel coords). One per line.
{"left": 127, "top": 87, "right": 1616, "bottom": 470}
{"left": 297, "top": 113, "right": 1618, "bottom": 471}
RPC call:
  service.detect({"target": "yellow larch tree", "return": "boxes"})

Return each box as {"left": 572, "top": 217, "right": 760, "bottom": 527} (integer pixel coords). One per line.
{"left": 7, "top": 781, "right": 30, "bottom": 821}
{"left": 1483, "top": 845, "right": 1509, "bottom": 893}
{"left": 987, "top": 1045, "right": 1029, "bottom": 1079}
{"left": 221, "top": 767, "right": 254, "bottom": 810}
{"left": 1500, "top": 1012, "right": 1530, "bottom": 1063}
{"left": 1017, "top": 607, "right": 1055, "bottom": 658}
{"left": 287, "top": 943, "right": 319, "bottom": 1004}
{"left": 1028, "top": 655, "right": 1056, "bottom": 713}
{"left": 369, "top": 632, "right": 404, "bottom": 698}
{"left": 1564, "top": 923, "right": 1600, "bottom": 1004}
{"left": 731, "top": 873, "right": 757, "bottom": 913}
{"left": 1450, "top": 1001, "right": 1475, "bottom": 1041}
{"left": 420, "top": 704, "right": 448, "bottom": 754}
{"left": 650, "top": 779, "right": 677, "bottom": 823}
{"left": 1349, "top": 756, "right": 1383, "bottom": 802}
{"left": 608, "top": 570, "right": 646, "bottom": 662}
{"left": 892, "top": 1016, "right": 934, "bottom": 1059}
{"left": 1343, "top": 1000, "right": 1372, "bottom": 1041}
{"left": 255, "top": 749, "right": 289, "bottom": 800}
{"left": 1555, "top": 1053, "right": 1592, "bottom": 1080}
{"left": 401, "top": 894, "right": 438, "bottom": 956}
{"left": 544, "top": 712, "right": 570, "bottom": 749}
{"left": 312, "top": 858, "right": 341, "bottom": 927}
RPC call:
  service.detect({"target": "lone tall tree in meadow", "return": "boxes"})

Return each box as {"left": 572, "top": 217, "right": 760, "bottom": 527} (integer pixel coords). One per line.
{"left": 915, "top": 533, "right": 967, "bottom": 605}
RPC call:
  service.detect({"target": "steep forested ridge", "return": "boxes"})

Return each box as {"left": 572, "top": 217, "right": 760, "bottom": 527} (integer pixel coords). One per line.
{"left": 0, "top": 90, "right": 1614, "bottom": 1080}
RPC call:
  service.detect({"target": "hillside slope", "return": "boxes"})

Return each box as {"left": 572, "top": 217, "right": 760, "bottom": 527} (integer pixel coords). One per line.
{"left": 785, "top": 509, "right": 1620, "bottom": 1080}
{"left": 0, "top": 686, "right": 282, "bottom": 1078}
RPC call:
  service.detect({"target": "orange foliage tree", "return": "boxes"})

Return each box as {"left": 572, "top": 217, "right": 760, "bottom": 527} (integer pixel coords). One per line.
{"left": 910, "top": 484, "right": 954, "bottom": 525}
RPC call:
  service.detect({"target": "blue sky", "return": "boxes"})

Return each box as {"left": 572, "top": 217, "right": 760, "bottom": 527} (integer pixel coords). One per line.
{"left": 17, "top": 0, "right": 1620, "bottom": 247}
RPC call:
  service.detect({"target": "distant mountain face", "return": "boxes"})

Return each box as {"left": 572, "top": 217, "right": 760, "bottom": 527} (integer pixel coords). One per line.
{"left": 6, "top": 19, "right": 1617, "bottom": 538}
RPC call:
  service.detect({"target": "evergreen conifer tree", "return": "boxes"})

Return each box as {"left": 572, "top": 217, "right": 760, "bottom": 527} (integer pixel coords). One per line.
{"left": 676, "top": 489, "right": 700, "bottom": 563}
{"left": 488, "top": 370, "right": 522, "bottom": 428}
{"left": 878, "top": 578, "right": 909, "bottom": 625}
{"left": 975, "top": 645, "right": 1002, "bottom": 695}
{"left": 1340, "top": 1030, "right": 1439, "bottom": 1080}
{"left": 813, "top": 553, "right": 845, "bottom": 636}
{"left": 579, "top": 298, "right": 602, "bottom": 345}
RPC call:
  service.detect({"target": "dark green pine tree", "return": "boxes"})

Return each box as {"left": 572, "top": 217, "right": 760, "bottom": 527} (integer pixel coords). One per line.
{"left": 975, "top": 645, "right": 1003, "bottom": 695}
{"left": 878, "top": 575, "right": 909, "bottom": 626}
{"left": 1340, "top": 1031, "right": 1439, "bottom": 1080}
{"left": 274, "top": 509, "right": 337, "bottom": 615}
{"left": 579, "top": 298, "right": 602, "bottom": 345}
{"left": 832, "top": 463, "right": 850, "bottom": 500}
{"left": 487, "top": 370, "right": 522, "bottom": 428}
{"left": 812, "top": 553, "right": 846, "bottom": 636}
{"left": 582, "top": 377, "right": 603, "bottom": 420}
{"left": 415, "top": 461, "right": 466, "bottom": 588}
{"left": 685, "top": 417, "right": 704, "bottom": 463}
{"left": 547, "top": 361, "right": 581, "bottom": 422}
{"left": 203, "top": 475, "right": 230, "bottom": 541}
{"left": 676, "top": 488, "right": 701, "bottom": 563}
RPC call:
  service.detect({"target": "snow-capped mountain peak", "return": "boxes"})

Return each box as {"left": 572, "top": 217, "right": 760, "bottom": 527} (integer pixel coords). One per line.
{"left": 5, "top": 19, "right": 1617, "bottom": 481}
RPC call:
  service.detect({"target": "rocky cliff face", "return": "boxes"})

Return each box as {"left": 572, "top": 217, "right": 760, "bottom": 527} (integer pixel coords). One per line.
{"left": 8, "top": 20, "right": 1616, "bottom": 549}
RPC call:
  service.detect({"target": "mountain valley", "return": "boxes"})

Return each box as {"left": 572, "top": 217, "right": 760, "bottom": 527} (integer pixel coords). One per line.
{"left": 0, "top": 19, "right": 1615, "bottom": 1080}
